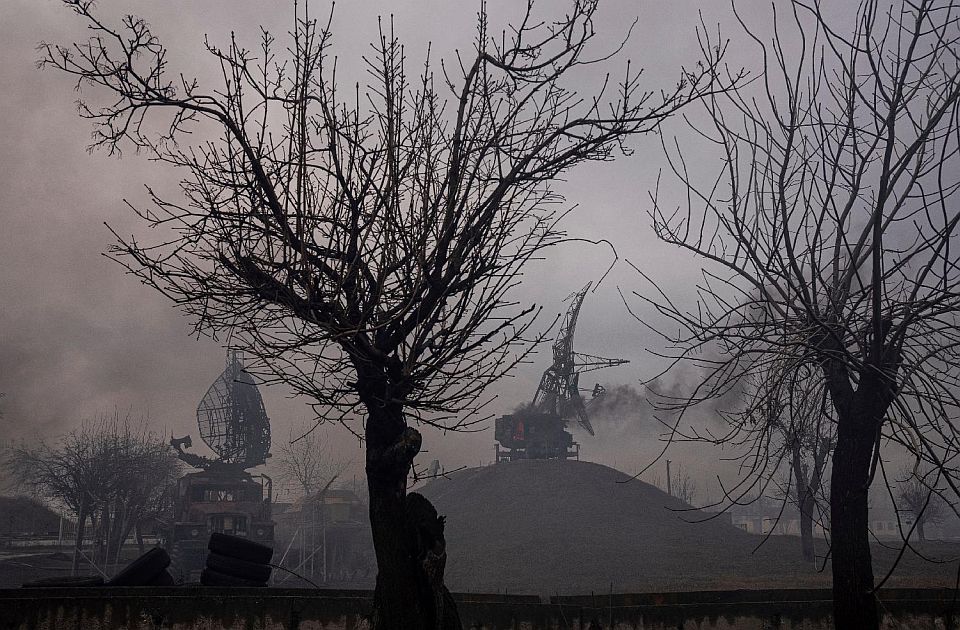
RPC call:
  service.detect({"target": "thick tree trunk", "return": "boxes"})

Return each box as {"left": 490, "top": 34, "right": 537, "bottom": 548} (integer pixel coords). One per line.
{"left": 916, "top": 519, "right": 926, "bottom": 542}
{"left": 360, "top": 377, "right": 460, "bottom": 629}
{"left": 829, "top": 402, "right": 880, "bottom": 630}
{"left": 363, "top": 395, "right": 426, "bottom": 629}
{"left": 354, "top": 354, "right": 461, "bottom": 630}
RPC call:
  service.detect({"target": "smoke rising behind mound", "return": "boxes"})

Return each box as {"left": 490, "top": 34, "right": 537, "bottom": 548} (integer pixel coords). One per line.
{"left": 587, "top": 383, "right": 656, "bottom": 436}
{"left": 569, "top": 380, "right": 743, "bottom": 499}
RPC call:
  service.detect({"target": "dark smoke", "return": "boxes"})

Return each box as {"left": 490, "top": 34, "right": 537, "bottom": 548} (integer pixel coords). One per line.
{"left": 586, "top": 384, "right": 658, "bottom": 437}
{"left": 574, "top": 376, "right": 746, "bottom": 501}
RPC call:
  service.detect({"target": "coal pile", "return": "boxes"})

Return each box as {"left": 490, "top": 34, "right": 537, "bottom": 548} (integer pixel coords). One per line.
{"left": 419, "top": 459, "right": 955, "bottom": 595}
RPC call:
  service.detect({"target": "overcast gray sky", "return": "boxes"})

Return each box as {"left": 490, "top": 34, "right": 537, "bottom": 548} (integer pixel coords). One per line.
{"left": 0, "top": 0, "right": 860, "bottom": 497}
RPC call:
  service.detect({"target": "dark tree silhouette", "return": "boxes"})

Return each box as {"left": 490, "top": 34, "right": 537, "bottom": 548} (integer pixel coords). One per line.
{"left": 896, "top": 468, "right": 946, "bottom": 542}
{"left": 276, "top": 422, "right": 347, "bottom": 497}
{"left": 9, "top": 415, "right": 180, "bottom": 573}
{"left": 764, "top": 364, "right": 833, "bottom": 562}
{"left": 629, "top": 1, "right": 960, "bottom": 627}
{"left": 42, "top": 1, "right": 728, "bottom": 626}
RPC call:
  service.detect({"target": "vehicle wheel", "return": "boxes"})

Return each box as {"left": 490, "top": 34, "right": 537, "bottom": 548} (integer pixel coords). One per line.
{"left": 206, "top": 552, "right": 271, "bottom": 582}
{"left": 22, "top": 575, "right": 105, "bottom": 588}
{"left": 107, "top": 547, "right": 171, "bottom": 586}
{"left": 200, "top": 568, "right": 266, "bottom": 587}
{"left": 207, "top": 533, "right": 273, "bottom": 564}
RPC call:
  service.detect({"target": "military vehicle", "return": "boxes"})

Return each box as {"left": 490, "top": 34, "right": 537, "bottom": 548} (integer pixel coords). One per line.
{"left": 164, "top": 350, "right": 274, "bottom": 577}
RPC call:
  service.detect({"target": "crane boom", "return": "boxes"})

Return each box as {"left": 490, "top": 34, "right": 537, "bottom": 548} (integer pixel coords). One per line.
{"left": 495, "top": 283, "right": 628, "bottom": 461}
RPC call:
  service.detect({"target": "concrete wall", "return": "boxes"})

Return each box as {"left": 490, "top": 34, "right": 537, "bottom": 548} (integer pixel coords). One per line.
{"left": 2, "top": 587, "right": 958, "bottom": 629}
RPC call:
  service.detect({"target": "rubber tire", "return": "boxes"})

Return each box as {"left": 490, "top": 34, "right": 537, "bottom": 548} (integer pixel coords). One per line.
{"left": 207, "top": 533, "right": 273, "bottom": 564}
{"left": 200, "top": 567, "right": 266, "bottom": 587}
{"left": 107, "top": 547, "right": 171, "bottom": 586}
{"left": 146, "top": 568, "right": 175, "bottom": 586}
{"left": 206, "top": 552, "right": 271, "bottom": 582}
{"left": 22, "top": 575, "right": 104, "bottom": 588}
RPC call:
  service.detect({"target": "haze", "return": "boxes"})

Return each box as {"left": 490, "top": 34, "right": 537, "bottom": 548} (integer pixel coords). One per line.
{"left": 0, "top": 0, "right": 859, "bottom": 495}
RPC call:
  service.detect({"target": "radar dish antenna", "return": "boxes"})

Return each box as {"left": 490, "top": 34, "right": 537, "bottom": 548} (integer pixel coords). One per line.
{"left": 188, "top": 349, "right": 271, "bottom": 468}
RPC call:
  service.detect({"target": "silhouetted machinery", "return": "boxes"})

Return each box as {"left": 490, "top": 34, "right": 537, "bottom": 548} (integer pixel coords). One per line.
{"left": 495, "top": 283, "right": 627, "bottom": 461}
{"left": 165, "top": 350, "right": 274, "bottom": 578}
{"left": 170, "top": 350, "right": 271, "bottom": 470}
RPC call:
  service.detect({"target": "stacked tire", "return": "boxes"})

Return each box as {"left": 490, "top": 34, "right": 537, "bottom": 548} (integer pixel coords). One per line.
{"left": 106, "top": 547, "right": 175, "bottom": 586}
{"left": 200, "top": 533, "right": 273, "bottom": 587}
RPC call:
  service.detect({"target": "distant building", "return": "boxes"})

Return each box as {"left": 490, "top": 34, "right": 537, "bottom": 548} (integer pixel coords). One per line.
{"left": 727, "top": 492, "right": 960, "bottom": 541}
{"left": 728, "top": 497, "right": 815, "bottom": 537}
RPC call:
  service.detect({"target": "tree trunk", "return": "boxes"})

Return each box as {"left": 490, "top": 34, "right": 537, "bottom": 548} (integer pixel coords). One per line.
{"left": 71, "top": 503, "right": 88, "bottom": 575}
{"left": 135, "top": 522, "right": 145, "bottom": 554}
{"left": 91, "top": 510, "right": 104, "bottom": 567}
{"left": 916, "top": 518, "right": 926, "bottom": 542}
{"left": 799, "top": 492, "right": 816, "bottom": 562}
{"left": 364, "top": 397, "right": 426, "bottom": 629}
{"left": 109, "top": 503, "right": 127, "bottom": 568}
{"left": 790, "top": 440, "right": 816, "bottom": 563}
{"left": 829, "top": 401, "right": 880, "bottom": 630}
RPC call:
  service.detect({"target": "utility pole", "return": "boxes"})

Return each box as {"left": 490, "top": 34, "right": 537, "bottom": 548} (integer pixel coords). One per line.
{"left": 666, "top": 460, "right": 672, "bottom": 497}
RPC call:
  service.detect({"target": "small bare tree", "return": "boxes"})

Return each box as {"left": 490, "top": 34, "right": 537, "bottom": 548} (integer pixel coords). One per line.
{"left": 276, "top": 422, "right": 347, "bottom": 497}
{"left": 758, "top": 363, "right": 833, "bottom": 562}
{"left": 9, "top": 414, "right": 180, "bottom": 573}
{"left": 896, "top": 468, "right": 946, "bottom": 542}
{"left": 9, "top": 424, "right": 107, "bottom": 572}
{"left": 673, "top": 467, "right": 698, "bottom": 507}
{"left": 96, "top": 420, "right": 181, "bottom": 567}
{"left": 43, "top": 1, "right": 728, "bottom": 626}
{"left": 630, "top": 1, "right": 960, "bottom": 627}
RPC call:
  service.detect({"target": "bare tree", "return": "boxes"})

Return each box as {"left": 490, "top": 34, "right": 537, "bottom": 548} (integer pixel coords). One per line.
{"left": 95, "top": 420, "right": 181, "bottom": 567}
{"left": 896, "top": 467, "right": 946, "bottom": 542}
{"left": 9, "top": 424, "right": 106, "bottom": 572}
{"left": 652, "top": 464, "right": 697, "bottom": 505}
{"left": 9, "top": 414, "right": 180, "bottom": 573}
{"left": 629, "top": 1, "right": 960, "bottom": 627}
{"left": 759, "top": 363, "right": 833, "bottom": 562}
{"left": 673, "top": 466, "right": 698, "bottom": 506}
{"left": 276, "top": 422, "right": 347, "bottom": 497}
{"left": 787, "top": 399, "right": 831, "bottom": 564}
{"left": 42, "top": 1, "right": 728, "bottom": 626}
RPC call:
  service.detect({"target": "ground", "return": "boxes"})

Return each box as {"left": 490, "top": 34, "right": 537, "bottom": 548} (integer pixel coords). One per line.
{"left": 3, "top": 459, "right": 958, "bottom": 594}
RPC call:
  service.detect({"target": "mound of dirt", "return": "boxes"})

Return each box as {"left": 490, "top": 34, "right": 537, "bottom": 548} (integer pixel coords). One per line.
{"left": 419, "top": 459, "right": 955, "bottom": 595}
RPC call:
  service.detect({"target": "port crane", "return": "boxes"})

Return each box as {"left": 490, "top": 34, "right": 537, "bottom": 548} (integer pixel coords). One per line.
{"left": 495, "top": 283, "right": 627, "bottom": 461}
